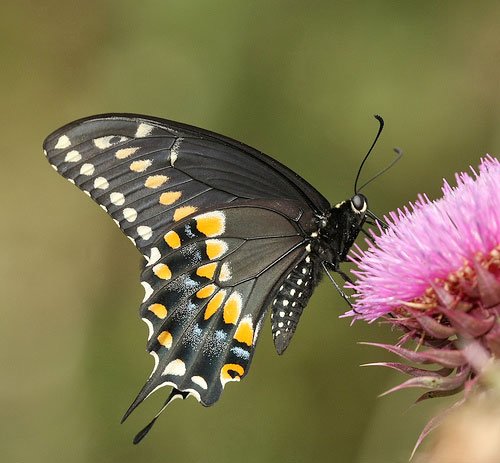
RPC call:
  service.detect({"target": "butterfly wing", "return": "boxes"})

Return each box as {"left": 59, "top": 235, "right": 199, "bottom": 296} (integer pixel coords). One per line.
{"left": 126, "top": 203, "right": 308, "bottom": 410}
{"left": 43, "top": 114, "right": 329, "bottom": 257}
{"left": 43, "top": 114, "right": 326, "bottom": 417}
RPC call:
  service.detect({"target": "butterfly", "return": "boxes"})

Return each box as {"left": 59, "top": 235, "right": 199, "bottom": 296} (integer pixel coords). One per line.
{"left": 43, "top": 113, "right": 384, "bottom": 442}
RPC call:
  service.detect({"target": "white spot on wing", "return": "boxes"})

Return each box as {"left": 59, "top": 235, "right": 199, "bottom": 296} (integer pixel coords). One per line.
{"left": 64, "top": 150, "right": 81, "bottom": 162}
{"left": 137, "top": 225, "right": 153, "bottom": 240}
{"left": 146, "top": 247, "right": 161, "bottom": 266}
{"left": 136, "top": 123, "right": 154, "bottom": 138}
{"left": 187, "top": 389, "right": 201, "bottom": 402}
{"left": 163, "top": 359, "right": 186, "bottom": 376}
{"left": 142, "top": 317, "right": 154, "bottom": 340}
{"left": 55, "top": 135, "right": 71, "bottom": 149}
{"left": 219, "top": 262, "right": 232, "bottom": 282}
{"left": 80, "top": 163, "right": 95, "bottom": 176}
{"left": 141, "top": 281, "right": 154, "bottom": 302}
{"left": 94, "top": 135, "right": 128, "bottom": 149}
{"left": 123, "top": 207, "right": 137, "bottom": 222}
{"left": 191, "top": 375, "right": 208, "bottom": 390}
{"left": 93, "top": 177, "right": 109, "bottom": 190}
{"left": 110, "top": 191, "right": 125, "bottom": 206}
{"left": 170, "top": 138, "right": 183, "bottom": 166}
{"left": 149, "top": 351, "right": 160, "bottom": 377}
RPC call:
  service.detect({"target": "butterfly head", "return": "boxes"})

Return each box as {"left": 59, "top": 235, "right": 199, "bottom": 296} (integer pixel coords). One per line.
{"left": 350, "top": 193, "right": 368, "bottom": 215}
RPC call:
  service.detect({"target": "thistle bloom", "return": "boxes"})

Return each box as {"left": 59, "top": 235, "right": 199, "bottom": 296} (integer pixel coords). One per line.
{"left": 347, "top": 156, "right": 500, "bottom": 450}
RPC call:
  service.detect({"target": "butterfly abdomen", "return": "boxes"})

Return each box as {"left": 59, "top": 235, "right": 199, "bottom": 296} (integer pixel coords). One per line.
{"left": 271, "top": 253, "right": 321, "bottom": 354}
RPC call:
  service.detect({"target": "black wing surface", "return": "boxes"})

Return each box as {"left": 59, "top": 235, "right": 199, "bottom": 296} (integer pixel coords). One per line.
{"left": 43, "top": 114, "right": 325, "bottom": 423}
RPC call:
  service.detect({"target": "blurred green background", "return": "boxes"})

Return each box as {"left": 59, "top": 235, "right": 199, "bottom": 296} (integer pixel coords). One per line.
{"left": 3, "top": 1, "right": 500, "bottom": 462}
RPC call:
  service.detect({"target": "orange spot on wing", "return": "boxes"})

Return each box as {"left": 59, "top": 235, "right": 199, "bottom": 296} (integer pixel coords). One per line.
{"left": 234, "top": 318, "right": 254, "bottom": 346}
{"left": 164, "top": 230, "right": 181, "bottom": 249}
{"left": 130, "top": 159, "right": 152, "bottom": 172}
{"left": 157, "top": 330, "right": 173, "bottom": 348}
{"left": 153, "top": 263, "right": 172, "bottom": 280}
{"left": 220, "top": 364, "right": 245, "bottom": 385}
{"left": 173, "top": 206, "right": 197, "bottom": 221}
{"left": 148, "top": 303, "right": 168, "bottom": 319}
{"left": 159, "top": 191, "right": 182, "bottom": 205}
{"left": 204, "top": 290, "right": 226, "bottom": 320}
{"left": 223, "top": 293, "right": 242, "bottom": 325}
{"left": 145, "top": 175, "right": 169, "bottom": 188}
{"left": 196, "top": 212, "right": 225, "bottom": 237}
{"left": 196, "top": 284, "right": 216, "bottom": 299}
{"left": 206, "top": 240, "right": 227, "bottom": 260}
{"left": 196, "top": 262, "right": 217, "bottom": 279}
{"left": 115, "top": 147, "right": 139, "bottom": 159}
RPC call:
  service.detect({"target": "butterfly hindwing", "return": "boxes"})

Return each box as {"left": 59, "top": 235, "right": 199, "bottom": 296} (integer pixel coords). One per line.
{"left": 125, "top": 204, "right": 309, "bottom": 413}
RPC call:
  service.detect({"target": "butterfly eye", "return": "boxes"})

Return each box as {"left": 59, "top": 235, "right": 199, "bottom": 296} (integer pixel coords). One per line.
{"left": 351, "top": 194, "right": 367, "bottom": 213}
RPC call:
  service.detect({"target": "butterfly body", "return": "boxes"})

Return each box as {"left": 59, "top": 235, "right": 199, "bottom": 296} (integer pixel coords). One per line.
{"left": 43, "top": 114, "right": 369, "bottom": 439}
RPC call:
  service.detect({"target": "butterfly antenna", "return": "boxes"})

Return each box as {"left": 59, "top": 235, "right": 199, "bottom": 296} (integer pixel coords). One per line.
{"left": 357, "top": 147, "right": 403, "bottom": 193}
{"left": 354, "top": 115, "right": 385, "bottom": 194}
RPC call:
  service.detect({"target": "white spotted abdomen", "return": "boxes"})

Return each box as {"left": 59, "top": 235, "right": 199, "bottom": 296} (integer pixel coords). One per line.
{"left": 270, "top": 254, "right": 317, "bottom": 355}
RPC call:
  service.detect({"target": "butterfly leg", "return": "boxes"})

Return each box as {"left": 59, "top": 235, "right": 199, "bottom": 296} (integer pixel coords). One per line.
{"left": 321, "top": 262, "right": 353, "bottom": 308}
{"left": 360, "top": 228, "right": 376, "bottom": 244}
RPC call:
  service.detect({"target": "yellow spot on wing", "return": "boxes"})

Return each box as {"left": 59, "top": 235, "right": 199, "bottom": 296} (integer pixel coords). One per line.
{"left": 196, "top": 263, "right": 217, "bottom": 279}
{"left": 173, "top": 206, "right": 197, "bottom": 221}
{"left": 196, "top": 284, "right": 216, "bottom": 299}
{"left": 159, "top": 191, "right": 182, "bottom": 205}
{"left": 220, "top": 364, "right": 244, "bottom": 386}
{"left": 157, "top": 330, "right": 173, "bottom": 348}
{"left": 234, "top": 317, "right": 254, "bottom": 346}
{"left": 195, "top": 211, "right": 226, "bottom": 237}
{"left": 148, "top": 303, "right": 168, "bottom": 319}
{"left": 223, "top": 292, "right": 242, "bottom": 325}
{"left": 164, "top": 230, "right": 181, "bottom": 249}
{"left": 153, "top": 263, "right": 172, "bottom": 280}
{"left": 145, "top": 175, "right": 169, "bottom": 188}
{"left": 206, "top": 239, "right": 228, "bottom": 260}
{"left": 130, "top": 159, "right": 152, "bottom": 172}
{"left": 204, "top": 290, "right": 226, "bottom": 320}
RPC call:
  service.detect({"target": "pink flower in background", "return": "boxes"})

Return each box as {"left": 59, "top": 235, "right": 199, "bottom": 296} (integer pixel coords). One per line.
{"left": 347, "top": 156, "right": 500, "bottom": 453}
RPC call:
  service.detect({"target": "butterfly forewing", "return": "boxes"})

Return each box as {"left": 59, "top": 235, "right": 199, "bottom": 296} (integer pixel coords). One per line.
{"left": 43, "top": 114, "right": 329, "bottom": 254}
{"left": 43, "top": 114, "right": 327, "bottom": 423}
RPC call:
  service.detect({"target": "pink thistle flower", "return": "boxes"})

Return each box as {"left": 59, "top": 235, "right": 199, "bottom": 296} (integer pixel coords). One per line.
{"left": 347, "top": 156, "right": 500, "bottom": 454}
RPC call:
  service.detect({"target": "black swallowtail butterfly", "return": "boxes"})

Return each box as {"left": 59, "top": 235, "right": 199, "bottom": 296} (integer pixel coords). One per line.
{"left": 43, "top": 114, "right": 382, "bottom": 442}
